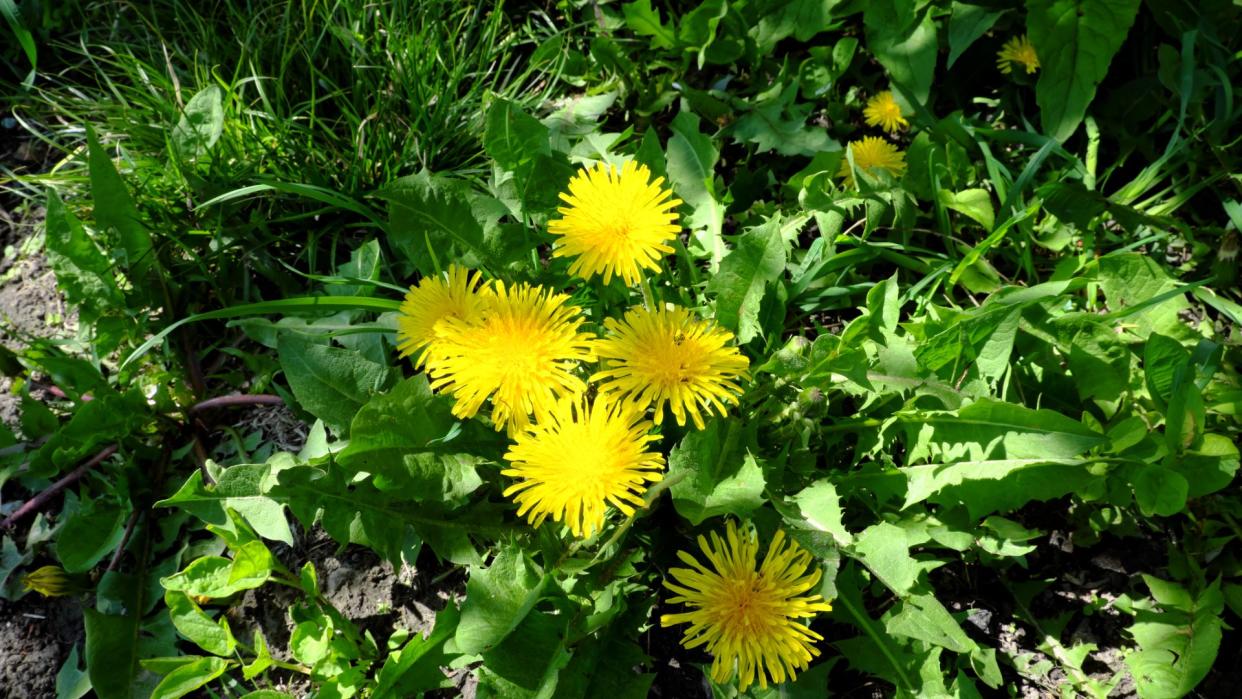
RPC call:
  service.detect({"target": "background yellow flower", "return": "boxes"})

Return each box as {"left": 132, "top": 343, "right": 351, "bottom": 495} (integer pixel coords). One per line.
{"left": 592, "top": 305, "right": 749, "bottom": 430}
{"left": 547, "top": 160, "right": 682, "bottom": 286}
{"left": 837, "top": 137, "right": 907, "bottom": 187}
{"left": 863, "top": 90, "right": 908, "bottom": 134}
{"left": 661, "top": 521, "right": 833, "bottom": 691}
{"left": 502, "top": 397, "right": 664, "bottom": 538}
{"left": 997, "top": 35, "right": 1040, "bottom": 74}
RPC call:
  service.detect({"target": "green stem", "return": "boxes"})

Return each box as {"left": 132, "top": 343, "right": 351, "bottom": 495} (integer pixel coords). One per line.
{"left": 1009, "top": 589, "right": 1093, "bottom": 689}
{"left": 672, "top": 237, "right": 701, "bottom": 290}
{"left": 576, "top": 471, "right": 688, "bottom": 572}
{"left": 271, "top": 659, "right": 313, "bottom": 674}
{"left": 1083, "top": 116, "right": 1100, "bottom": 190}
{"left": 271, "top": 571, "right": 311, "bottom": 596}
{"left": 1219, "top": 511, "right": 1242, "bottom": 542}
{"left": 835, "top": 585, "right": 915, "bottom": 693}
{"left": 639, "top": 274, "right": 660, "bottom": 310}
{"left": 819, "top": 417, "right": 884, "bottom": 433}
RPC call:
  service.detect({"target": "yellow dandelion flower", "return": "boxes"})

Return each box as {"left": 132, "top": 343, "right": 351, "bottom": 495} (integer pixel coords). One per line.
{"left": 592, "top": 305, "right": 749, "bottom": 430}
{"left": 661, "top": 521, "right": 833, "bottom": 692}
{"left": 997, "top": 35, "right": 1040, "bottom": 75}
{"left": 863, "top": 90, "right": 908, "bottom": 134}
{"left": 23, "top": 565, "right": 84, "bottom": 597}
{"left": 547, "top": 160, "right": 682, "bottom": 286}
{"left": 395, "top": 264, "right": 489, "bottom": 368}
{"left": 425, "top": 280, "right": 595, "bottom": 434}
{"left": 836, "top": 137, "right": 907, "bottom": 187}
{"left": 502, "top": 396, "right": 665, "bottom": 538}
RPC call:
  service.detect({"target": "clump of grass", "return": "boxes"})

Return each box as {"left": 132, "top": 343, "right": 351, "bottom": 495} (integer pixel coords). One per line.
{"left": 1, "top": 0, "right": 574, "bottom": 336}
{"left": 12, "top": 0, "right": 568, "bottom": 188}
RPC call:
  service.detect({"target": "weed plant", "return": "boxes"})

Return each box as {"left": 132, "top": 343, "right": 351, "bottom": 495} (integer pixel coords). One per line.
{"left": 0, "top": 1, "right": 1240, "bottom": 698}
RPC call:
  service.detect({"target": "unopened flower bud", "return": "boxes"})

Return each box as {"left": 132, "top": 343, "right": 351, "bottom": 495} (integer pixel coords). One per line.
{"left": 23, "top": 566, "right": 84, "bottom": 597}
{"left": 798, "top": 387, "right": 825, "bottom": 407}
{"left": 786, "top": 336, "right": 811, "bottom": 353}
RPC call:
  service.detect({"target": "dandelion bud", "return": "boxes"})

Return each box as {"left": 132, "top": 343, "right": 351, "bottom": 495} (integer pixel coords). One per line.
{"left": 23, "top": 565, "right": 84, "bottom": 597}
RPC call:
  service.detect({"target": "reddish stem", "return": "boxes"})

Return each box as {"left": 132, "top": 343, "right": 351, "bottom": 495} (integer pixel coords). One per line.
{"left": 187, "top": 393, "right": 284, "bottom": 415}
{"left": 0, "top": 444, "right": 119, "bottom": 530}
{"left": 45, "top": 385, "right": 92, "bottom": 402}
{"left": 191, "top": 434, "right": 212, "bottom": 485}
{"left": 106, "top": 507, "right": 142, "bottom": 573}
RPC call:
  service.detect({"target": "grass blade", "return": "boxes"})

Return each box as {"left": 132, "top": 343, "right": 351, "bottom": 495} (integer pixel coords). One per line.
{"left": 121, "top": 296, "right": 402, "bottom": 371}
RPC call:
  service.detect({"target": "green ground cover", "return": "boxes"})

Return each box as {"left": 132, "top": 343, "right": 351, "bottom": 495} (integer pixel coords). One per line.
{"left": 1, "top": 0, "right": 1240, "bottom": 697}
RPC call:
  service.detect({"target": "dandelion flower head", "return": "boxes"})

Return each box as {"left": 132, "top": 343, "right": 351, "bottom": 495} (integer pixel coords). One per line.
{"left": 547, "top": 159, "right": 682, "bottom": 286}
{"left": 661, "top": 521, "right": 833, "bottom": 691}
{"left": 592, "top": 305, "right": 749, "bottom": 430}
{"left": 997, "top": 35, "right": 1040, "bottom": 75}
{"left": 396, "top": 264, "right": 489, "bottom": 367}
{"left": 863, "top": 90, "right": 908, "bottom": 134}
{"left": 837, "top": 137, "right": 907, "bottom": 187}
{"left": 425, "top": 280, "right": 594, "bottom": 434}
{"left": 23, "top": 566, "right": 77, "bottom": 597}
{"left": 502, "top": 396, "right": 665, "bottom": 538}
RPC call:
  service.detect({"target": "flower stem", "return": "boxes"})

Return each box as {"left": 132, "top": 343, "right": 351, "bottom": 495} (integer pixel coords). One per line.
{"left": 586, "top": 471, "right": 687, "bottom": 568}
{"left": 639, "top": 277, "right": 655, "bottom": 309}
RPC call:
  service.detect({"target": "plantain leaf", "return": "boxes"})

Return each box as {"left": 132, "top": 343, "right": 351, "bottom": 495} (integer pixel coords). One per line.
{"left": 865, "top": 0, "right": 938, "bottom": 104}
{"left": 1126, "top": 578, "right": 1223, "bottom": 699}
{"left": 708, "top": 216, "right": 788, "bottom": 343}
{"left": 1028, "top": 0, "right": 1143, "bottom": 142}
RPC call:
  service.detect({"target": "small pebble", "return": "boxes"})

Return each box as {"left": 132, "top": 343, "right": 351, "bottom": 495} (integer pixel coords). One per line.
{"left": 966, "top": 608, "right": 993, "bottom": 632}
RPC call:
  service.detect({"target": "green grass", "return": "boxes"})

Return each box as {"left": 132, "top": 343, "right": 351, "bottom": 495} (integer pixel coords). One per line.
{"left": 12, "top": 0, "right": 569, "bottom": 182}
{"left": 2, "top": 0, "right": 575, "bottom": 356}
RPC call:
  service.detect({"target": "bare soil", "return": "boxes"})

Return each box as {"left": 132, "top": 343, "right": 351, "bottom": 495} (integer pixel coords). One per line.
{"left": 0, "top": 594, "right": 83, "bottom": 698}
{"left": 0, "top": 246, "right": 72, "bottom": 349}
{"left": 0, "top": 120, "right": 81, "bottom": 699}
{"left": 226, "top": 525, "right": 474, "bottom": 697}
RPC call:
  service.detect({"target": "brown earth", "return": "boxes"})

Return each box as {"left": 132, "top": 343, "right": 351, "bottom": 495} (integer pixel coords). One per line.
{"left": 0, "top": 594, "right": 84, "bottom": 698}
